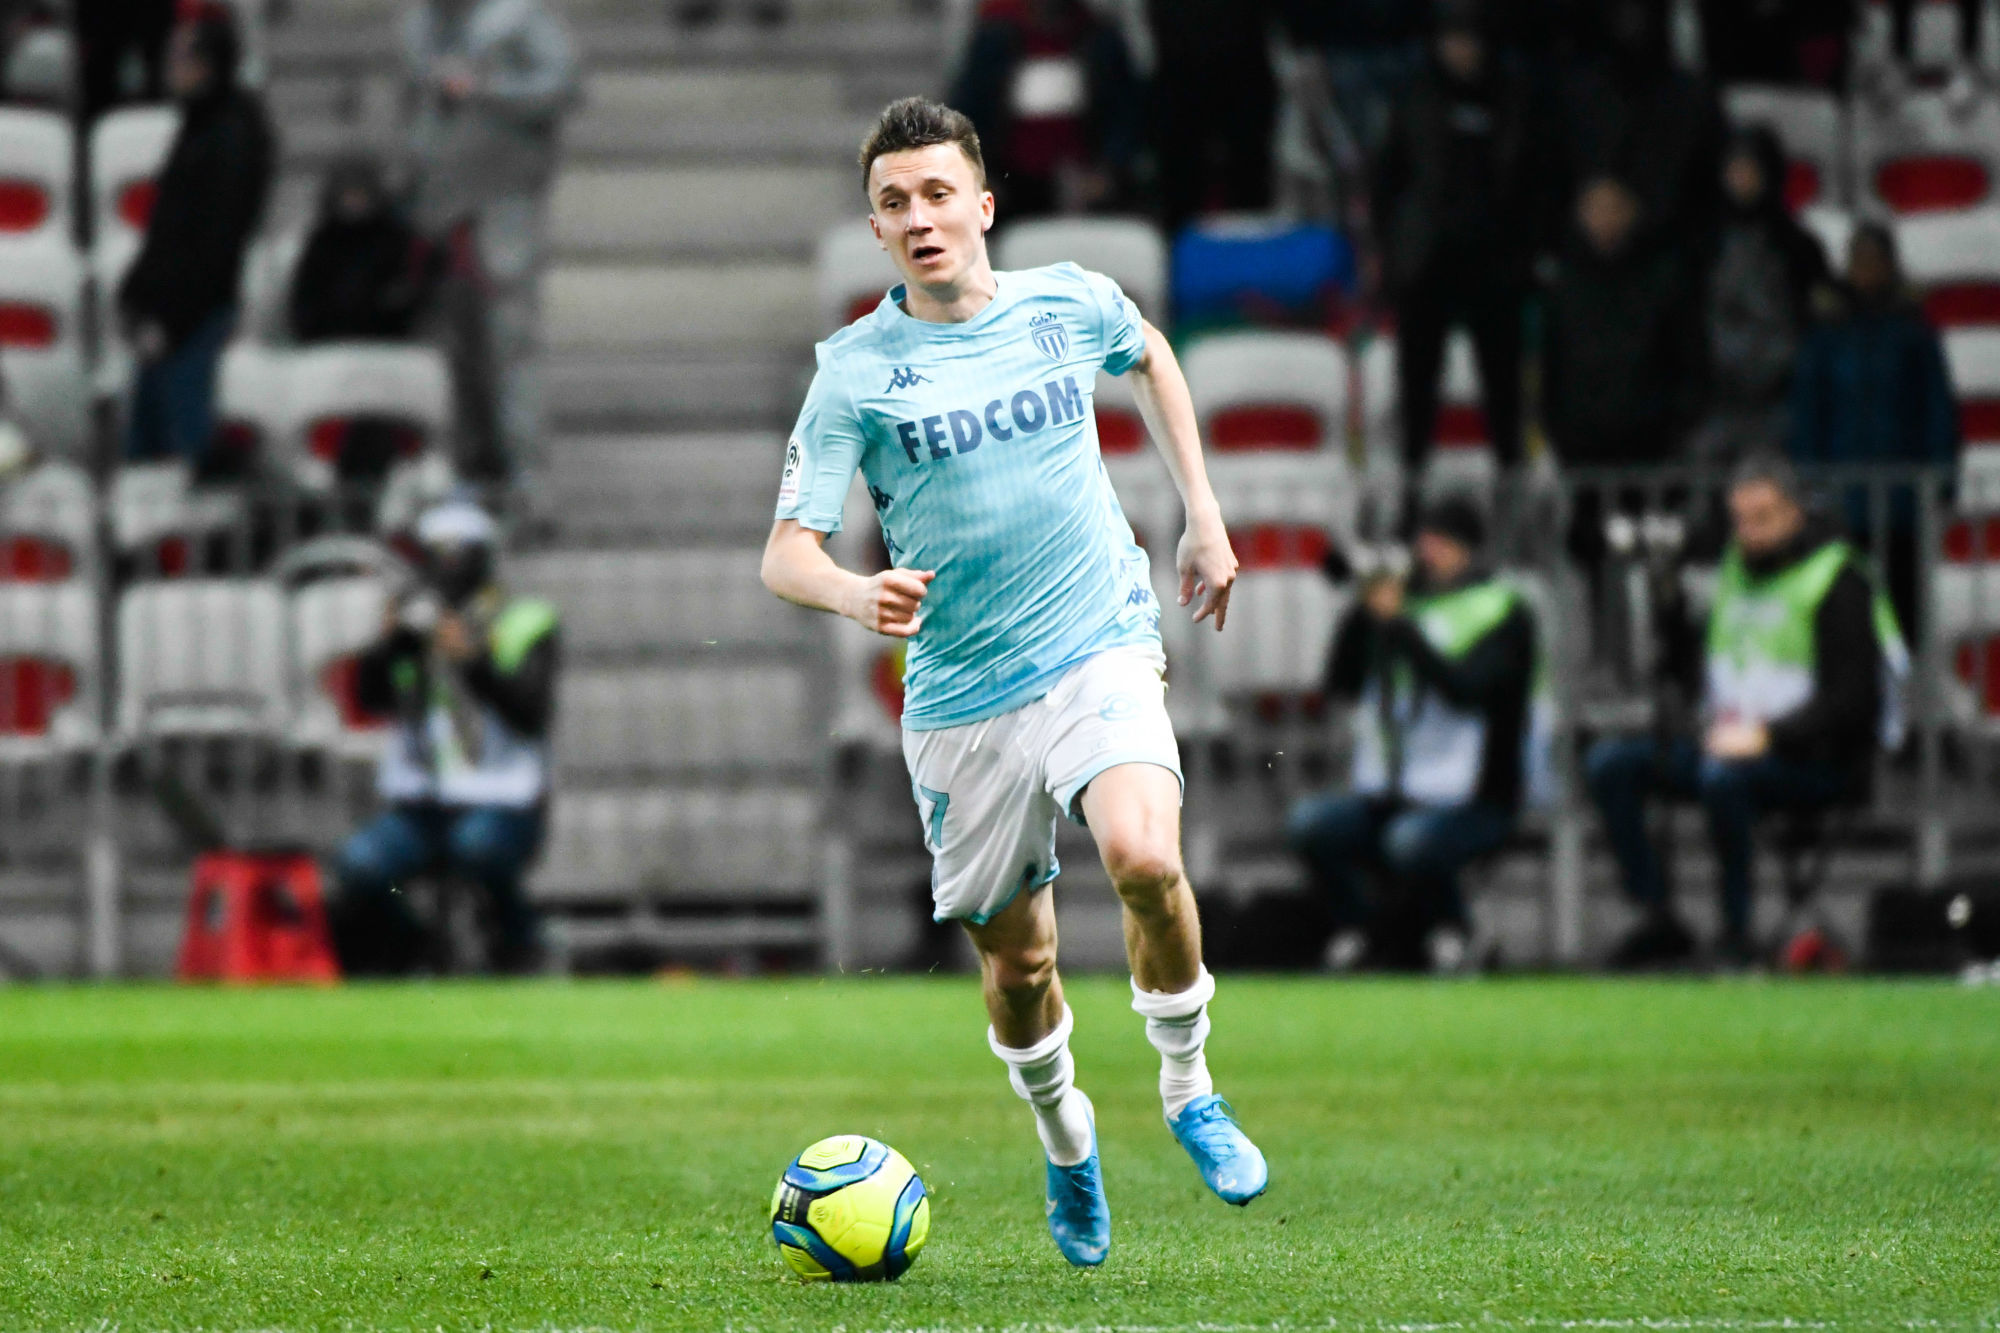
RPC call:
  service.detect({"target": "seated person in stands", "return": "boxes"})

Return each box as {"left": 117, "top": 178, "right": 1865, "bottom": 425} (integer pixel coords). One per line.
{"left": 329, "top": 499, "right": 560, "bottom": 974}
{"left": 1286, "top": 497, "right": 1539, "bottom": 973}
{"left": 117, "top": 5, "right": 272, "bottom": 469}
{"left": 289, "top": 156, "right": 430, "bottom": 344}
{"left": 1585, "top": 454, "right": 1906, "bottom": 970}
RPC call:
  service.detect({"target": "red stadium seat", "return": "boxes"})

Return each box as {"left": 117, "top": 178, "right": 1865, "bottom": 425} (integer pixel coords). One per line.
{"left": 1785, "top": 160, "right": 1821, "bottom": 211}
{"left": 320, "top": 657, "right": 388, "bottom": 731}
{"left": 1925, "top": 282, "right": 2000, "bottom": 327}
{"left": 1434, "top": 403, "right": 1489, "bottom": 448}
{"left": 0, "top": 656, "right": 74, "bottom": 735}
{"left": 305, "top": 417, "right": 427, "bottom": 464}
{"left": 1095, "top": 405, "right": 1144, "bottom": 455}
{"left": 0, "top": 301, "right": 56, "bottom": 347}
{"left": 0, "top": 180, "right": 49, "bottom": 232}
{"left": 0, "top": 535, "right": 71, "bottom": 581}
{"left": 1963, "top": 400, "right": 2000, "bottom": 444}
{"left": 116, "top": 178, "right": 156, "bottom": 230}
{"left": 1210, "top": 405, "right": 1322, "bottom": 452}
{"left": 1876, "top": 156, "right": 1990, "bottom": 214}
{"left": 1230, "top": 522, "right": 1330, "bottom": 571}
{"left": 1955, "top": 638, "right": 2000, "bottom": 715}
{"left": 845, "top": 293, "right": 882, "bottom": 325}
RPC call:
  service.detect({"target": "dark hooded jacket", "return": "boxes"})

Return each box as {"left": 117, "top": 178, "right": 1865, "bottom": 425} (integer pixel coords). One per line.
{"left": 289, "top": 162, "right": 430, "bottom": 344}
{"left": 117, "top": 49, "right": 274, "bottom": 347}
{"left": 1707, "top": 126, "right": 1831, "bottom": 412}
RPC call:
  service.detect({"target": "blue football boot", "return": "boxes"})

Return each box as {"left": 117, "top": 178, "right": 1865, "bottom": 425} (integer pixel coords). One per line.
{"left": 1168, "top": 1094, "right": 1268, "bottom": 1205}
{"left": 1043, "top": 1096, "right": 1110, "bottom": 1267}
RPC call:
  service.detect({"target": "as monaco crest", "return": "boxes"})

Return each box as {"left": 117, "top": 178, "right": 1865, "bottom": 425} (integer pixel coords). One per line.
{"left": 1029, "top": 312, "right": 1069, "bottom": 362}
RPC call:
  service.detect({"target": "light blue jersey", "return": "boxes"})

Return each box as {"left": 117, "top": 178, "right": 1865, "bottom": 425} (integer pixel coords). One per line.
{"left": 775, "top": 262, "right": 1162, "bottom": 730}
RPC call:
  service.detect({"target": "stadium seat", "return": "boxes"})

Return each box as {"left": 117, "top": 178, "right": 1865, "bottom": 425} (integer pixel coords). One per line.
{"left": 115, "top": 579, "right": 289, "bottom": 737}
{"left": 815, "top": 220, "right": 899, "bottom": 332}
{"left": 509, "top": 548, "right": 808, "bottom": 660}
{"left": 1182, "top": 331, "right": 1347, "bottom": 453}
{"left": 534, "top": 786, "right": 819, "bottom": 901}
{"left": 281, "top": 343, "right": 451, "bottom": 490}
{"left": 0, "top": 461, "right": 94, "bottom": 580}
{"left": 1898, "top": 209, "right": 2000, "bottom": 327}
{"left": 109, "top": 462, "right": 249, "bottom": 574}
{"left": 1854, "top": 92, "right": 2000, "bottom": 215}
{"left": 0, "top": 236, "right": 90, "bottom": 458}
{"left": 1945, "top": 328, "right": 2000, "bottom": 444}
{"left": 556, "top": 664, "right": 814, "bottom": 778}
{"left": 1092, "top": 369, "right": 1147, "bottom": 456}
{"left": 1169, "top": 215, "right": 1354, "bottom": 330}
{"left": 0, "top": 109, "right": 71, "bottom": 252}
{"left": 994, "top": 216, "right": 1168, "bottom": 324}
{"left": 1800, "top": 205, "right": 1856, "bottom": 266}
{"left": 214, "top": 341, "right": 294, "bottom": 468}
{"left": 1724, "top": 85, "right": 1843, "bottom": 209}
{"left": 287, "top": 575, "right": 391, "bottom": 756}
{"left": 0, "top": 581, "right": 98, "bottom": 757}
{"left": 236, "top": 228, "right": 306, "bottom": 344}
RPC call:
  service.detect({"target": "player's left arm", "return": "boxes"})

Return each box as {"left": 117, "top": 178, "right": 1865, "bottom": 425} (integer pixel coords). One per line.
{"left": 1125, "top": 318, "right": 1237, "bottom": 631}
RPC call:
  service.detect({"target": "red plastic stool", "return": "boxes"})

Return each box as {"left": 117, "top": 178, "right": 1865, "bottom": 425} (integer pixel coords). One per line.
{"left": 175, "top": 850, "right": 341, "bottom": 983}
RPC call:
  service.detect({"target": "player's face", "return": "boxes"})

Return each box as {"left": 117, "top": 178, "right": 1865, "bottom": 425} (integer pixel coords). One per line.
{"left": 868, "top": 145, "right": 994, "bottom": 291}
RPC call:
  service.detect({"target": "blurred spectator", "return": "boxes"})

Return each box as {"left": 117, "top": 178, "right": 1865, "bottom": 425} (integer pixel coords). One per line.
{"left": 1558, "top": 0, "right": 1723, "bottom": 267}
{"left": 403, "top": 0, "right": 579, "bottom": 481}
{"left": 1287, "top": 498, "right": 1538, "bottom": 973}
{"left": 1789, "top": 222, "right": 1958, "bottom": 630}
{"left": 1543, "top": 177, "right": 1706, "bottom": 468}
{"left": 1698, "top": 0, "right": 1854, "bottom": 87}
{"left": 1148, "top": 0, "right": 1275, "bottom": 230}
{"left": 117, "top": 7, "right": 273, "bottom": 467}
{"left": 77, "top": 0, "right": 173, "bottom": 118}
{"left": 1585, "top": 454, "right": 1905, "bottom": 968}
{"left": 1691, "top": 126, "right": 1831, "bottom": 465}
{"left": 329, "top": 499, "right": 560, "bottom": 975}
{"left": 289, "top": 157, "right": 431, "bottom": 345}
{"left": 1789, "top": 224, "right": 1959, "bottom": 474}
{"left": 1373, "top": 0, "right": 1546, "bottom": 480}
{"left": 949, "top": 0, "right": 1143, "bottom": 219}
{"left": 1277, "top": 0, "right": 1424, "bottom": 163}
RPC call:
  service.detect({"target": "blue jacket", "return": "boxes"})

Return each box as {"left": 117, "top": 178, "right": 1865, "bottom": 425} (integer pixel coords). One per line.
{"left": 1788, "top": 300, "right": 1959, "bottom": 468}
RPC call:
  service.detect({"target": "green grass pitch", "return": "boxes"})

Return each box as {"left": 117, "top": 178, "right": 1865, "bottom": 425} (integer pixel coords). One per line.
{"left": 0, "top": 976, "right": 1995, "bottom": 1331}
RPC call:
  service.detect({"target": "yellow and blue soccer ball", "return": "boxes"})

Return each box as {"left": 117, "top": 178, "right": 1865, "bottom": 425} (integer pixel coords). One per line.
{"left": 768, "top": 1134, "right": 930, "bottom": 1281}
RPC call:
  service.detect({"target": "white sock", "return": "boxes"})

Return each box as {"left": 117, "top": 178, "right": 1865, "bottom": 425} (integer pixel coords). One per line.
{"left": 1131, "top": 966, "right": 1216, "bottom": 1119}
{"left": 988, "top": 1005, "right": 1095, "bottom": 1167}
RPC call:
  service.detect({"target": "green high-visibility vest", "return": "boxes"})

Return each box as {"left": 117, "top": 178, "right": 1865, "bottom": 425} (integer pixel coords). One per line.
{"left": 1705, "top": 539, "right": 1908, "bottom": 747}
{"left": 1352, "top": 578, "right": 1553, "bottom": 807}
{"left": 379, "top": 596, "right": 560, "bottom": 808}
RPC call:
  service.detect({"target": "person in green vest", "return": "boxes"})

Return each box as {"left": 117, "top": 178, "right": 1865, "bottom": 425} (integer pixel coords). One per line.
{"left": 1286, "top": 496, "right": 1540, "bottom": 973}
{"left": 1585, "top": 453, "right": 1907, "bottom": 969}
{"left": 328, "top": 498, "right": 561, "bottom": 973}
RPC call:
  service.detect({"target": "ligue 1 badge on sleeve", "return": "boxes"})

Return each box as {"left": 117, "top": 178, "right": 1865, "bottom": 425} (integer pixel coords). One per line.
{"left": 1029, "top": 311, "right": 1069, "bottom": 362}
{"left": 778, "top": 437, "right": 803, "bottom": 506}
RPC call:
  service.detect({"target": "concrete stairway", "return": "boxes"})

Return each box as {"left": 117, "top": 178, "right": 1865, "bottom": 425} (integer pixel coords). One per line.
{"left": 260, "top": 0, "right": 945, "bottom": 966}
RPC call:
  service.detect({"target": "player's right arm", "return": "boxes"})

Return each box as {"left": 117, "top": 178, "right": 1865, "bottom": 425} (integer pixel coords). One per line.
{"left": 761, "top": 520, "right": 933, "bottom": 638}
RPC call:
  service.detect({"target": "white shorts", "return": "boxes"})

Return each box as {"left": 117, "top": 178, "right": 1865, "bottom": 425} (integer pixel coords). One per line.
{"left": 901, "top": 646, "right": 1183, "bottom": 925}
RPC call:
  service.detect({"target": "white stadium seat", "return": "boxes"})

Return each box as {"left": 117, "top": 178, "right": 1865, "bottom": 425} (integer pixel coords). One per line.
{"left": 1800, "top": 206, "right": 1855, "bottom": 267}
{"left": 1945, "top": 328, "right": 2000, "bottom": 445}
{"left": 0, "top": 461, "right": 94, "bottom": 577}
{"left": 815, "top": 220, "right": 899, "bottom": 333}
{"left": 280, "top": 342, "right": 451, "bottom": 489}
{"left": 1182, "top": 331, "right": 1347, "bottom": 453}
{"left": 288, "top": 575, "right": 391, "bottom": 756}
{"left": 1897, "top": 209, "right": 2000, "bottom": 327}
{"left": 0, "top": 109, "right": 72, "bottom": 253}
{"left": 1853, "top": 91, "right": 2000, "bottom": 216}
{"left": 0, "top": 237, "right": 89, "bottom": 458}
{"left": 214, "top": 341, "right": 295, "bottom": 464}
{"left": 1724, "top": 85, "right": 1844, "bottom": 208}
{"left": 0, "top": 581, "right": 98, "bottom": 758}
{"left": 109, "top": 462, "right": 248, "bottom": 564}
{"left": 994, "top": 216, "right": 1169, "bottom": 324}
{"left": 115, "top": 579, "right": 289, "bottom": 737}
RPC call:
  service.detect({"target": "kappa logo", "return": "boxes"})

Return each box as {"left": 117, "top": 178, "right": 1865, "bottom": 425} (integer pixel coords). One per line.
{"left": 1029, "top": 311, "right": 1069, "bottom": 362}
{"left": 885, "top": 365, "right": 932, "bottom": 392}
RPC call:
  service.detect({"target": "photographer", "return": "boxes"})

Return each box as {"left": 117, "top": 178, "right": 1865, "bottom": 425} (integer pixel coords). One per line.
{"left": 1584, "top": 454, "right": 1906, "bottom": 969}
{"left": 1286, "top": 498, "right": 1538, "bottom": 972}
{"left": 329, "top": 499, "right": 561, "bottom": 974}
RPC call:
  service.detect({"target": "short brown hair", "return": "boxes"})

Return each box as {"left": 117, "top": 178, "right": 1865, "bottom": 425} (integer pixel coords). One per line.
{"left": 858, "top": 97, "right": 986, "bottom": 196}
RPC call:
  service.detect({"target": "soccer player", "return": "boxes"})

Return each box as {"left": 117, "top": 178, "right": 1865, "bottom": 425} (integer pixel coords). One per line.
{"left": 762, "top": 97, "right": 1268, "bottom": 1267}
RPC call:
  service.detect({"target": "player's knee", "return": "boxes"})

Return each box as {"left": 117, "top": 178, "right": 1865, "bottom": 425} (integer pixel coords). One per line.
{"left": 1103, "top": 838, "right": 1183, "bottom": 911}
{"left": 989, "top": 942, "right": 1058, "bottom": 1005}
